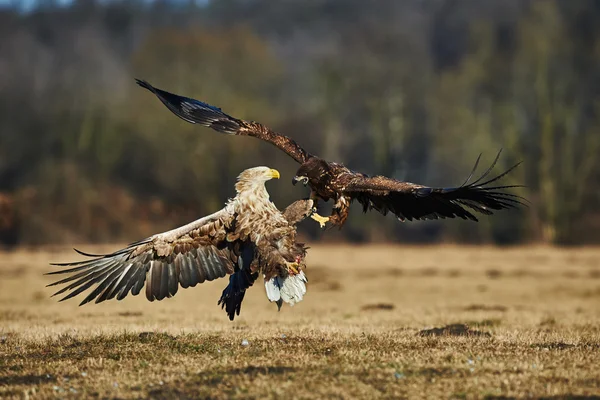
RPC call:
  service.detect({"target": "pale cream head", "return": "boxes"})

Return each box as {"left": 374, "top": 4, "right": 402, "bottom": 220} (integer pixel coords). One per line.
{"left": 235, "top": 166, "right": 280, "bottom": 194}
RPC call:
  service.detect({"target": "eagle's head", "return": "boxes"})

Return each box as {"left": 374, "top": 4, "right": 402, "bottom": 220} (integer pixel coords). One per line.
{"left": 235, "top": 166, "right": 280, "bottom": 194}
{"left": 292, "top": 157, "right": 330, "bottom": 187}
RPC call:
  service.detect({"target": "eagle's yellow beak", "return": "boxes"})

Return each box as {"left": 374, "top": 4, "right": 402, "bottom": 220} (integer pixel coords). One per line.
{"left": 269, "top": 169, "right": 280, "bottom": 179}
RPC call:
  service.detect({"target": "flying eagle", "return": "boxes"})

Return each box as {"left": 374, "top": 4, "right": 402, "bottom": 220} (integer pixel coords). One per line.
{"left": 136, "top": 79, "right": 525, "bottom": 228}
{"left": 47, "top": 167, "right": 314, "bottom": 320}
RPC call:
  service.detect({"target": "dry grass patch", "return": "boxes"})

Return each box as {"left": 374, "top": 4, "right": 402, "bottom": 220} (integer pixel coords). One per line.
{"left": 0, "top": 245, "right": 599, "bottom": 398}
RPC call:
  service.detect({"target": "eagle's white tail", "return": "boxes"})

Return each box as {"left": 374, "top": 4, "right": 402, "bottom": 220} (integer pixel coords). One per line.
{"left": 264, "top": 270, "right": 307, "bottom": 309}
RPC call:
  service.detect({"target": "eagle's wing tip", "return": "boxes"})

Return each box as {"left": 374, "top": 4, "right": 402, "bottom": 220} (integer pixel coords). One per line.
{"left": 134, "top": 78, "right": 153, "bottom": 91}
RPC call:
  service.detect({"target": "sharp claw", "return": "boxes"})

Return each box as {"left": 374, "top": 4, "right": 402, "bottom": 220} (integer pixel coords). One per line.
{"left": 287, "top": 262, "right": 300, "bottom": 275}
{"left": 310, "top": 213, "right": 329, "bottom": 228}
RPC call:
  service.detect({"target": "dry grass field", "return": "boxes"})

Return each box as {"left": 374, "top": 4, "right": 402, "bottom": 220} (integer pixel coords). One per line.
{"left": 1, "top": 245, "right": 599, "bottom": 399}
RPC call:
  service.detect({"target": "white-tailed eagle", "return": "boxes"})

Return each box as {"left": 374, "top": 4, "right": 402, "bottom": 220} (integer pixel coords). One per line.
{"left": 47, "top": 167, "right": 314, "bottom": 320}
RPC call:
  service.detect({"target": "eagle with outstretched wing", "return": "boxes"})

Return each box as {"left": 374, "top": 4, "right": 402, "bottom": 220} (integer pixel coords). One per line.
{"left": 136, "top": 79, "right": 526, "bottom": 228}
{"left": 47, "top": 167, "right": 314, "bottom": 320}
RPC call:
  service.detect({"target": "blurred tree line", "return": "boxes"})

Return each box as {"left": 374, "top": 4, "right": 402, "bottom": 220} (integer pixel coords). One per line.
{"left": 0, "top": 0, "right": 599, "bottom": 246}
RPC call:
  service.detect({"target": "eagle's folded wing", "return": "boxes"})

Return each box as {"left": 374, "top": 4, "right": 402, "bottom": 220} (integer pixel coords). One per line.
{"left": 282, "top": 199, "right": 314, "bottom": 225}
{"left": 135, "top": 79, "right": 311, "bottom": 164}
{"left": 345, "top": 152, "right": 527, "bottom": 222}
{"left": 47, "top": 207, "right": 245, "bottom": 305}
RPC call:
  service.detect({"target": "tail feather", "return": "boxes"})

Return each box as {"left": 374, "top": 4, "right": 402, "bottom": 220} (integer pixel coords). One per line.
{"left": 264, "top": 271, "right": 307, "bottom": 310}
{"left": 264, "top": 276, "right": 282, "bottom": 302}
{"left": 279, "top": 270, "right": 307, "bottom": 306}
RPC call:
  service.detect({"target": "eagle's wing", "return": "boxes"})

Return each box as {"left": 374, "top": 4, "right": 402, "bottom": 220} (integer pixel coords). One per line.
{"left": 46, "top": 206, "right": 250, "bottom": 306}
{"left": 344, "top": 152, "right": 527, "bottom": 222}
{"left": 135, "top": 79, "right": 311, "bottom": 164}
{"left": 282, "top": 199, "right": 314, "bottom": 225}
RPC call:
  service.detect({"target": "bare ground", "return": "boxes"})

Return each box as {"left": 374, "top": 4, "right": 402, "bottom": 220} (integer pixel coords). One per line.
{"left": 1, "top": 245, "right": 599, "bottom": 399}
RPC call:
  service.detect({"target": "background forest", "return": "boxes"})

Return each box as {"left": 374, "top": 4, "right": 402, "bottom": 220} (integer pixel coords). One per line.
{"left": 0, "top": 0, "right": 599, "bottom": 246}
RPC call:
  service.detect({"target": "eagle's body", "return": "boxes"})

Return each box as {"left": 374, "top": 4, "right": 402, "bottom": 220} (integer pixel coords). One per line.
{"left": 293, "top": 158, "right": 356, "bottom": 226}
{"left": 47, "top": 167, "right": 314, "bottom": 320}
{"left": 136, "top": 80, "right": 526, "bottom": 228}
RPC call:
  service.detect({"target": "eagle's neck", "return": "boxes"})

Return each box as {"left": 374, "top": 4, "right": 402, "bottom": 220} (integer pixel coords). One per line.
{"left": 230, "top": 180, "right": 287, "bottom": 245}
{"left": 234, "top": 180, "right": 269, "bottom": 199}
{"left": 231, "top": 181, "right": 278, "bottom": 214}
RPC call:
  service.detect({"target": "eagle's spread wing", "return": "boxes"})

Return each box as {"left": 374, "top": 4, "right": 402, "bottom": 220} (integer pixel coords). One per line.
{"left": 344, "top": 152, "right": 526, "bottom": 222}
{"left": 46, "top": 207, "right": 250, "bottom": 306}
{"left": 135, "top": 79, "right": 311, "bottom": 164}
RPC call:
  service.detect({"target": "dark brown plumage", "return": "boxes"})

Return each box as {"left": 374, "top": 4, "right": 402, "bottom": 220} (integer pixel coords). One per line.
{"left": 47, "top": 167, "right": 313, "bottom": 321}
{"left": 136, "top": 79, "right": 526, "bottom": 228}
{"left": 135, "top": 79, "right": 310, "bottom": 164}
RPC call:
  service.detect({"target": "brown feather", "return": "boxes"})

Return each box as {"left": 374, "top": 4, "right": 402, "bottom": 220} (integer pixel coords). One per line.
{"left": 342, "top": 154, "right": 526, "bottom": 223}
{"left": 295, "top": 153, "right": 525, "bottom": 227}
{"left": 282, "top": 199, "right": 314, "bottom": 225}
{"left": 146, "top": 262, "right": 155, "bottom": 302}
{"left": 187, "top": 252, "right": 201, "bottom": 286}
{"left": 135, "top": 79, "right": 311, "bottom": 164}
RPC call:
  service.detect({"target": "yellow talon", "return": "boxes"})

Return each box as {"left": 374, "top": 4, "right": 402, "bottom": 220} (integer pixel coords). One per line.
{"left": 311, "top": 213, "right": 329, "bottom": 228}
{"left": 287, "top": 262, "right": 300, "bottom": 275}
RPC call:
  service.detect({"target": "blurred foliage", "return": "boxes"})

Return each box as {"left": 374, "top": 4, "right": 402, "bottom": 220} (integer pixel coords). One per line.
{"left": 0, "top": 0, "right": 599, "bottom": 245}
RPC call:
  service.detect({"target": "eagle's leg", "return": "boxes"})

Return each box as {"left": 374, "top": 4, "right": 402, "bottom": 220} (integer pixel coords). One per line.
{"left": 286, "top": 261, "right": 300, "bottom": 275}
{"left": 328, "top": 196, "right": 351, "bottom": 228}
{"left": 309, "top": 191, "right": 330, "bottom": 228}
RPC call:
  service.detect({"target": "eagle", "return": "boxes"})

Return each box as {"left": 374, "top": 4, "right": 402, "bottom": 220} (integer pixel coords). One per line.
{"left": 47, "top": 167, "right": 314, "bottom": 320}
{"left": 136, "top": 79, "right": 526, "bottom": 228}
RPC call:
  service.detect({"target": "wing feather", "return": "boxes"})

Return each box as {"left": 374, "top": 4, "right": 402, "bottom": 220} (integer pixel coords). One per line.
{"left": 131, "top": 266, "right": 146, "bottom": 296}
{"left": 178, "top": 255, "right": 192, "bottom": 288}
{"left": 107, "top": 262, "right": 138, "bottom": 300}
{"left": 146, "top": 261, "right": 156, "bottom": 302}
{"left": 47, "top": 259, "right": 114, "bottom": 287}
{"left": 195, "top": 250, "right": 208, "bottom": 283}
{"left": 51, "top": 260, "right": 120, "bottom": 297}
{"left": 70, "top": 264, "right": 124, "bottom": 305}
{"left": 167, "top": 264, "right": 179, "bottom": 297}
{"left": 135, "top": 79, "right": 311, "bottom": 164}
{"left": 346, "top": 152, "right": 526, "bottom": 222}
{"left": 117, "top": 262, "right": 145, "bottom": 300}
{"left": 96, "top": 265, "right": 134, "bottom": 304}
{"left": 47, "top": 206, "right": 243, "bottom": 305}
{"left": 186, "top": 253, "right": 200, "bottom": 287}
